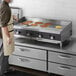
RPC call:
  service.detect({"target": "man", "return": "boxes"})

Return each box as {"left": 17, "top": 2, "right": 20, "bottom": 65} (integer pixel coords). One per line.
{"left": 0, "top": 0, "right": 17, "bottom": 76}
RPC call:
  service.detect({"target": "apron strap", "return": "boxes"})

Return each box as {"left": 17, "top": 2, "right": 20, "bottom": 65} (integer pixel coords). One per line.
{"left": 9, "top": 30, "right": 14, "bottom": 32}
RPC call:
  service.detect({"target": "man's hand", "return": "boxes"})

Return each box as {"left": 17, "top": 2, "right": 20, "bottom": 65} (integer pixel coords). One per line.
{"left": 13, "top": 15, "right": 18, "bottom": 22}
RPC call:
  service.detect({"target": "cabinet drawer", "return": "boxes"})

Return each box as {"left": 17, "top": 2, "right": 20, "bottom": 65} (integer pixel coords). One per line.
{"left": 13, "top": 46, "right": 46, "bottom": 60}
{"left": 9, "top": 55, "right": 46, "bottom": 71}
{"left": 48, "top": 51, "right": 76, "bottom": 66}
{"left": 48, "top": 62, "right": 76, "bottom": 76}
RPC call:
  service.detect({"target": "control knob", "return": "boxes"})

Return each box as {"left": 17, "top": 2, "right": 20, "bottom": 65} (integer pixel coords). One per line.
{"left": 38, "top": 34, "right": 42, "bottom": 38}
{"left": 27, "top": 33, "right": 30, "bottom": 36}
{"left": 50, "top": 36, "right": 54, "bottom": 40}
{"left": 16, "top": 31, "right": 20, "bottom": 34}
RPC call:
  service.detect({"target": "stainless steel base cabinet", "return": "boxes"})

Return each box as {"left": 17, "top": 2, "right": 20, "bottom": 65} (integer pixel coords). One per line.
{"left": 48, "top": 51, "right": 76, "bottom": 66}
{"left": 9, "top": 55, "right": 46, "bottom": 71}
{"left": 13, "top": 46, "right": 46, "bottom": 60}
{"left": 48, "top": 62, "right": 76, "bottom": 76}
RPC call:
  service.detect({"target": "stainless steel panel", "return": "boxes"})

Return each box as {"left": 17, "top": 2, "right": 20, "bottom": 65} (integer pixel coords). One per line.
{"left": 13, "top": 46, "right": 46, "bottom": 60}
{"left": 14, "top": 17, "right": 72, "bottom": 45}
{"left": 48, "top": 62, "right": 76, "bottom": 76}
{"left": 48, "top": 51, "right": 76, "bottom": 66}
{"left": 9, "top": 55, "right": 46, "bottom": 71}
{"left": 14, "top": 34, "right": 61, "bottom": 43}
{"left": 14, "top": 37, "right": 76, "bottom": 55}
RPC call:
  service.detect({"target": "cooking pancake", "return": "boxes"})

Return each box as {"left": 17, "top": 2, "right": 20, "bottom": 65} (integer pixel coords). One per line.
{"left": 55, "top": 25, "right": 62, "bottom": 29}
{"left": 40, "top": 24, "right": 48, "bottom": 27}
{"left": 44, "top": 23, "right": 52, "bottom": 26}
{"left": 35, "top": 22, "right": 43, "bottom": 24}
{"left": 40, "top": 23, "right": 52, "bottom": 27}
{"left": 31, "top": 23, "right": 38, "bottom": 26}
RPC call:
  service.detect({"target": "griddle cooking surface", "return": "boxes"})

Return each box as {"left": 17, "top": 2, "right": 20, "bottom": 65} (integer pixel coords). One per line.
{"left": 14, "top": 18, "right": 71, "bottom": 35}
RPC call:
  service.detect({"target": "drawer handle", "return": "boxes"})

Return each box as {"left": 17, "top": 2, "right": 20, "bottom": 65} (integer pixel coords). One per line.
{"left": 19, "top": 58, "right": 30, "bottom": 62}
{"left": 58, "top": 66, "right": 71, "bottom": 70}
{"left": 58, "top": 55, "right": 72, "bottom": 59}
{"left": 20, "top": 48, "right": 30, "bottom": 52}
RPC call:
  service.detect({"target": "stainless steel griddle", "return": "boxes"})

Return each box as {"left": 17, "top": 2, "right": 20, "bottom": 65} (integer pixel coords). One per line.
{"left": 14, "top": 17, "right": 72, "bottom": 48}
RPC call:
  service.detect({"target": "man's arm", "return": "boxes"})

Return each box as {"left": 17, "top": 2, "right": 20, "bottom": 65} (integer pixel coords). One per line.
{"left": 0, "top": 3, "right": 12, "bottom": 44}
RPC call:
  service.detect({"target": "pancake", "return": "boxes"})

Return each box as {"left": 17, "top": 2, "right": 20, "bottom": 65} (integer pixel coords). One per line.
{"left": 40, "top": 24, "right": 48, "bottom": 27}
{"left": 31, "top": 23, "right": 38, "bottom": 26}
{"left": 55, "top": 25, "right": 62, "bottom": 29}
{"left": 35, "top": 22, "right": 43, "bottom": 24}
{"left": 44, "top": 23, "right": 52, "bottom": 26}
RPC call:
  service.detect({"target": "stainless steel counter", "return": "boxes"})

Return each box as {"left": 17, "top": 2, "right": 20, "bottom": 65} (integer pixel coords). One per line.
{"left": 15, "top": 37, "right": 76, "bottom": 55}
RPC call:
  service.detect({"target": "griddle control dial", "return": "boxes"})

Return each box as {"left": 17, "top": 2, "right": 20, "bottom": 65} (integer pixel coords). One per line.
{"left": 27, "top": 33, "right": 30, "bottom": 36}
{"left": 16, "top": 31, "right": 20, "bottom": 34}
{"left": 38, "top": 34, "right": 42, "bottom": 38}
{"left": 50, "top": 36, "right": 55, "bottom": 40}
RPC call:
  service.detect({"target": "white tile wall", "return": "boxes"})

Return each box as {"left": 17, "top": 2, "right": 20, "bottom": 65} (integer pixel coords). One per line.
{"left": 11, "top": 0, "right": 76, "bottom": 37}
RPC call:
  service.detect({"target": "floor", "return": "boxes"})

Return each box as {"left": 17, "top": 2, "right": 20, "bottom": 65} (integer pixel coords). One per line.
{"left": 8, "top": 65, "right": 49, "bottom": 76}
{"left": 4, "top": 70, "right": 36, "bottom": 76}
{"left": 0, "top": 64, "right": 62, "bottom": 76}
{"left": 4, "top": 70, "right": 62, "bottom": 76}
{"left": 4, "top": 65, "right": 62, "bottom": 76}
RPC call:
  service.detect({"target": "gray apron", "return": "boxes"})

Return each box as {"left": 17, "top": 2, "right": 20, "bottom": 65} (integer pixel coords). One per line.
{"left": 2, "top": 15, "right": 14, "bottom": 56}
